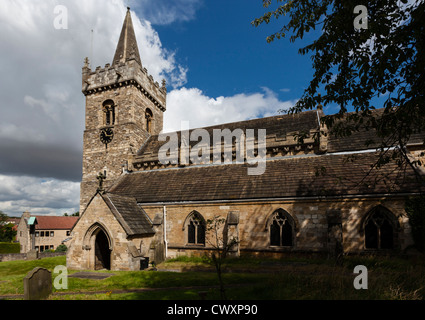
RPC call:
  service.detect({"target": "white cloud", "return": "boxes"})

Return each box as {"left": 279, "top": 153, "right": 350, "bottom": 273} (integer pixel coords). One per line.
{"left": 131, "top": 0, "right": 203, "bottom": 25}
{"left": 0, "top": 0, "right": 187, "bottom": 150}
{"left": 0, "top": 175, "right": 80, "bottom": 217}
{"left": 164, "top": 87, "right": 297, "bottom": 132}
{"left": 0, "top": 0, "right": 189, "bottom": 217}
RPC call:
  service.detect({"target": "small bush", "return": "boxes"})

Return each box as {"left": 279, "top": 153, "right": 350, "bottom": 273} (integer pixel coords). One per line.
{"left": 167, "top": 255, "right": 211, "bottom": 264}
{"left": 55, "top": 244, "right": 68, "bottom": 252}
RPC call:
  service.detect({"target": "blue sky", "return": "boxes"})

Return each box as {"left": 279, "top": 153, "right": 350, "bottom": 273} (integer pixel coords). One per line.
{"left": 152, "top": 0, "right": 315, "bottom": 108}
{"left": 136, "top": 0, "right": 385, "bottom": 117}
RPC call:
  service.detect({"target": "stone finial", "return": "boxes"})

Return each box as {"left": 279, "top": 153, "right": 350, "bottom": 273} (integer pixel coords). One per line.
{"left": 161, "top": 79, "right": 167, "bottom": 93}
{"left": 83, "top": 57, "right": 90, "bottom": 68}
{"left": 317, "top": 93, "right": 323, "bottom": 111}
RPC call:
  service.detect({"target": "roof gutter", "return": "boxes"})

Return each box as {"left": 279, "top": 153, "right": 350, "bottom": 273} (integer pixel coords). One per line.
{"left": 136, "top": 192, "right": 420, "bottom": 207}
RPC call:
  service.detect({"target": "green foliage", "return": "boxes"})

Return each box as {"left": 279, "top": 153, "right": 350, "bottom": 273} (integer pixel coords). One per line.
{"left": 166, "top": 255, "right": 211, "bottom": 264}
{"left": 0, "top": 242, "right": 20, "bottom": 254}
{"left": 252, "top": 0, "right": 425, "bottom": 172}
{"left": 55, "top": 244, "right": 68, "bottom": 252}
{"left": 0, "top": 211, "right": 8, "bottom": 223}
{"left": 0, "top": 224, "right": 17, "bottom": 243}
{"left": 0, "top": 256, "right": 424, "bottom": 300}
{"left": 0, "top": 211, "right": 17, "bottom": 243}
{"left": 405, "top": 196, "right": 425, "bottom": 253}
{"left": 63, "top": 212, "right": 79, "bottom": 217}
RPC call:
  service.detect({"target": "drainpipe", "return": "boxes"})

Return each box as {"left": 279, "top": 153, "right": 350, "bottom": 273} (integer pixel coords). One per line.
{"left": 163, "top": 206, "right": 168, "bottom": 259}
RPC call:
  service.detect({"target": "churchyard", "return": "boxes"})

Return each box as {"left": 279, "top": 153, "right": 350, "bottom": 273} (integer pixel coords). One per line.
{"left": 0, "top": 254, "right": 424, "bottom": 300}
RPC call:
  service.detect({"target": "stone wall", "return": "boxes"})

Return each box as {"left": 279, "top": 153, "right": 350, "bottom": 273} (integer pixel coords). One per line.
{"left": 82, "top": 59, "right": 166, "bottom": 111}
{"left": 0, "top": 252, "right": 66, "bottom": 263}
{"left": 142, "top": 196, "right": 413, "bottom": 259}
{"left": 68, "top": 194, "right": 156, "bottom": 271}
{"left": 16, "top": 212, "right": 31, "bottom": 253}
{"left": 80, "top": 67, "right": 165, "bottom": 213}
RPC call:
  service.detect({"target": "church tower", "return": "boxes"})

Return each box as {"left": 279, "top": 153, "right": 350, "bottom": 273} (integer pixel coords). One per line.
{"left": 80, "top": 8, "right": 166, "bottom": 212}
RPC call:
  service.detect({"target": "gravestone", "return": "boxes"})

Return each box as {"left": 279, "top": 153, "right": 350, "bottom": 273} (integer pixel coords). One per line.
{"left": 23, "top": 267, "right": 52, "bottom": 300}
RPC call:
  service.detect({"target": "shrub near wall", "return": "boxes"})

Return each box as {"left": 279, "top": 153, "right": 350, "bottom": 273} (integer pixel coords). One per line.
{"left": 0, "top": 242, "right": 20, "bottom": 254}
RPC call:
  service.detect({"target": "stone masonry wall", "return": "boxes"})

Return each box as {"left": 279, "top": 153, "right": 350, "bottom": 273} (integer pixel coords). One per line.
{"left": 68, "top": 194, "right": 155, "bottom": 271}
{"left": 80, "top": 65, "right": 165, "bottom": 213}
{"left": 141, "top": 197, "right": 413, "bottom": 259}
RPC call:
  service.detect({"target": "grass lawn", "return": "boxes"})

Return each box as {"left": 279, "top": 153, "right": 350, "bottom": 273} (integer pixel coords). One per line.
{"left": 0, "top": 255, "right": 424, "bottom": 300}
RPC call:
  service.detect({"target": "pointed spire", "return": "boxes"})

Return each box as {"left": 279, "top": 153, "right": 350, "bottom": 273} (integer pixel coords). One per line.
{"left": 113, "top": 7, "right": 142, "bottom": 66}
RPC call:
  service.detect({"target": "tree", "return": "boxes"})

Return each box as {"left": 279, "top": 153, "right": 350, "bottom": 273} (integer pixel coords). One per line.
{"left": 64, "top": 212, "right": 79, "bottom": 217}
{"left": 0, "top": 211, "right": 17, "bottom": 243}
{"left": 206, "top": 216, "right": 239, "bottom": 300}
{"left": 0, "top": 211, "right": 7, "bottom": 224}
{"left": 252, "top": 0, "right": 425, "bottom": 177}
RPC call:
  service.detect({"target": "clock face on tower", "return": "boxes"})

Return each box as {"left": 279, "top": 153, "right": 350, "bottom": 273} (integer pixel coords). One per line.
{"left": 100, "top": 127, "right": 114, "bottom": 145}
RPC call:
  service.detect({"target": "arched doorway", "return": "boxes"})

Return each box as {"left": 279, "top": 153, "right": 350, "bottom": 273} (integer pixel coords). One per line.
{"left": 94, "top": 229, "right": 111, "bottom": 270}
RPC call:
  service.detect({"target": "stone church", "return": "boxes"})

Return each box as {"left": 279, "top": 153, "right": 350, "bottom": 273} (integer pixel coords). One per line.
{"left": 67, "top": 8, "right": 425, "bottom": 271}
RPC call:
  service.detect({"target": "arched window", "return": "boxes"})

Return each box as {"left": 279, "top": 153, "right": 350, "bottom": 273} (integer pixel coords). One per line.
{"left": 269, "top": 209, "right": 294, "bottom": 247}
{"left": 103, "top": 100, "right": 115, "bottom": 126}
{"left": 185, "top": 211, "right": 205, "bottom": 245}
{"left": 145, "top": 108, "right": 153, "bottom": 134}
{"left": 364, "top": 206, "right": 396, "bottom": 249}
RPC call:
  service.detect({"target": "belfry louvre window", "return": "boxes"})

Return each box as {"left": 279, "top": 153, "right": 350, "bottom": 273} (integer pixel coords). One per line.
{"left": 364, "top": 207, "right": 395, "bottom": 249}
{"left": 187, "top": 212, "right": 205, "bottom": 245}
{"left": 103, "top": 100, "right": 116, "bottom": 126}
{"left": 270, "top": 209, "right": 294, "bottom": 247}
{"left": 145, "top": 108, "right": 153, "bottom": 134}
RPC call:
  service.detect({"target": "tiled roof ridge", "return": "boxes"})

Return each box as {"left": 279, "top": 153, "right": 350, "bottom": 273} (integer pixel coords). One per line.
{"left": 147, "top": 110, "right": 320, "bottom": 139}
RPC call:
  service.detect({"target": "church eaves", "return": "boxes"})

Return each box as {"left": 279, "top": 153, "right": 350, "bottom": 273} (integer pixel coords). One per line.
{"left": 113, "top": 7, "right": 142, "bottom": 66}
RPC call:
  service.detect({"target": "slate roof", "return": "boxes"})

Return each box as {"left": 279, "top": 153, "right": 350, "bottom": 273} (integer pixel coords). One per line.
{"left": 109, "top": 151, "right": 425, "bottom": 203}
{"left": 135, "top": 108, "right": 425, "bottom": 166}
{"left": 326, "top": 109, "right": 425, "bottom": 153}
{"left": 135, "top": 110, "right": 321, "bottom": 163}
{"left": 101, "top": 193, "right": 154, "bottom": 236}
